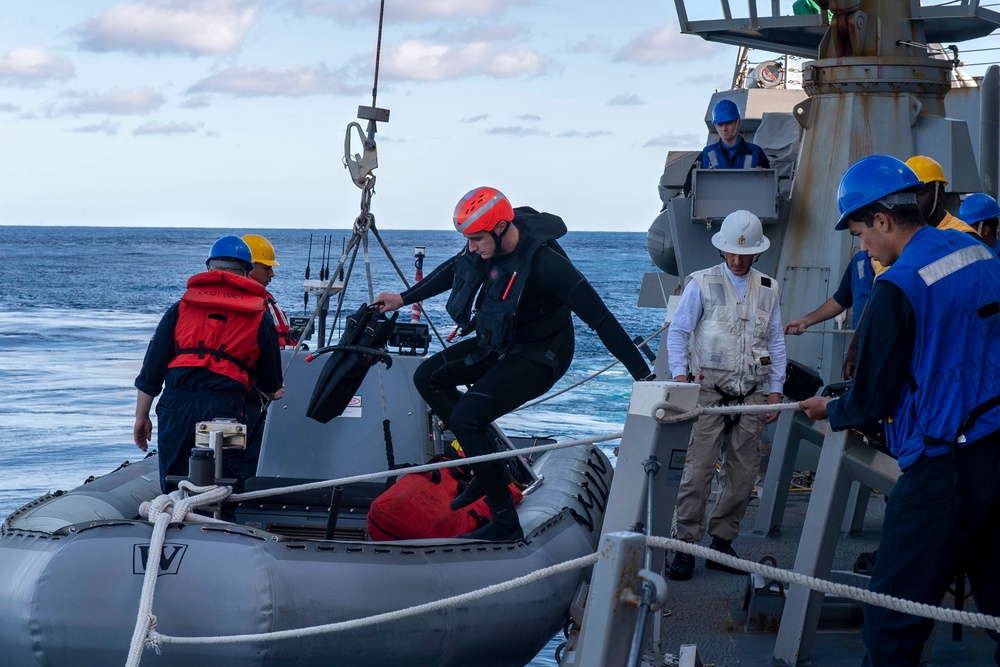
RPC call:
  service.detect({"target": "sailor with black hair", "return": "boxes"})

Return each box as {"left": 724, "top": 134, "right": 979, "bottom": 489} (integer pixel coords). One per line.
{"left": 800, "top": 155, "right": 1000, "bottom": 665}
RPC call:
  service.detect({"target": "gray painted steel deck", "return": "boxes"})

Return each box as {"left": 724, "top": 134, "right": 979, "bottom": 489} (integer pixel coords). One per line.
{"left": 659, "top": 489, "right": 996, "bottom": 666}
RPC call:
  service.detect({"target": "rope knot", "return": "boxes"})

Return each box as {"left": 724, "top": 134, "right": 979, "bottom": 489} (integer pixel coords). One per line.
{"left": 145, "top": 622, "right": 164, "bottom": 655}
{"left": 651, "top": 401, "right": 702, "bottom": 424}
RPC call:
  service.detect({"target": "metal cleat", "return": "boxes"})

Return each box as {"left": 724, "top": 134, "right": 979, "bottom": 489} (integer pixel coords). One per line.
{"left": 742, "top": 556, "right": 786, "bottom": 633}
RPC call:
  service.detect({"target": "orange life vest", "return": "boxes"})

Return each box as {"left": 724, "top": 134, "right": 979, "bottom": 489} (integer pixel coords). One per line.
{"left": 265, "top": 291, "right": 292, "bottom": 347}
{"left": 167, "top": 271, "right": 266, "bottom": 389}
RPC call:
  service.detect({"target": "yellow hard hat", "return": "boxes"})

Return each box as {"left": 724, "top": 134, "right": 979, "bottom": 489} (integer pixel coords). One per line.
{"left": 905, "top": 155, "right": 948, "bottom": 186}
{"left": 242, "top": 234, "right": 279, "bottom": 267}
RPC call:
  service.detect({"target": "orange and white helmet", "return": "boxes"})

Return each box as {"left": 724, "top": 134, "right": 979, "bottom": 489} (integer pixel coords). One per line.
{"left": 453, "top": 187, "right": 514, "bottom": 234}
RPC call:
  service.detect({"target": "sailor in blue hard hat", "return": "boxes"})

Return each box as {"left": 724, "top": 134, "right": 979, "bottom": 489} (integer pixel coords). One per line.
{"left": 682, "top": 98, "right": 771, "bottom": 195}
{"left": 801, "top": 154, "right": 1000, "bottom": 664}
{"left": 133, "top": 235, "right": 284, "bottom": 496}
{"left": 960, "top": 193, "right": 1000, "bottom": 254}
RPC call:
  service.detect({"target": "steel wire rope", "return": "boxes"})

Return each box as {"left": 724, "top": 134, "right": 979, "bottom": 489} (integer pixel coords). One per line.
{"left": 368, "top": 224, "right": 451, "bottom": 347}
{"left": 324, "top": 227, "right": 362, "bottom": 346}
{"left": 358, "top": 211, "right": 398, "bottom": 469}
{"left": 514, "top": 322, "right": 668, "bottom": 412}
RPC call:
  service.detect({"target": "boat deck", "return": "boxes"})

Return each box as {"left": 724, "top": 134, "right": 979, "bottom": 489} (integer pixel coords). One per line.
{"left": 659, "top": 488, "right": 997, "bottom": 666}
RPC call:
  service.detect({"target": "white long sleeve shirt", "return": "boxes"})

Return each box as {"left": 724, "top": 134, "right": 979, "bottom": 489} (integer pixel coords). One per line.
{"left": 666, "top": 264, "right": 786, "bottom": 394}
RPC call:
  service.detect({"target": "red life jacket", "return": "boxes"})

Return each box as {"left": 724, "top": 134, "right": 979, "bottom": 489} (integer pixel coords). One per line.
{"left": 265, "top": 291, "right": 292, "bottom": 347}
{"left": 367, "top": 454, "right": 523, "bottom": 541}
{"left": 167, "top": 271, "right": 266, "bottom": 389}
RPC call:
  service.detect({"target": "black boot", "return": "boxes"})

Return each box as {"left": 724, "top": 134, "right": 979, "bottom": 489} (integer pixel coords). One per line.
{"left": 705, "top": 537, "right": 748, "bottom": 575}
{"left": 668, "top": 552, "right": 695, "bottom": 581}
{"left": 458, "top": 496, "right": 523, "bottom": 541}
{"left": 450, "top": 475, "right": 485, "bottom": 510}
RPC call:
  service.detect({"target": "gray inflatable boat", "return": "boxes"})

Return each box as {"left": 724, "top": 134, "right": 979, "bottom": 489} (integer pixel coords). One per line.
{"left": 0, "top": 351, "right": 613, "bottom": 667}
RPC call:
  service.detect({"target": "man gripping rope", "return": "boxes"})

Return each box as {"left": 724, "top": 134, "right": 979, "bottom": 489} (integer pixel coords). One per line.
{"left": 666, "top": 210, "right": 785, "bottom": 581}
{"left": 800, "top": 155, "right": 1000, "bottom": 666}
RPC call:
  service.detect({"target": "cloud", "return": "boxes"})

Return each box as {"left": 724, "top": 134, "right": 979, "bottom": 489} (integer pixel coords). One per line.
{"left": 78, "top": 0, "right": 257, "bottom": 56}
{"left": 425, "top": 21, "right": 524, "bottom": 44}
{"left": 71, "top": 120, "right": 120, "bottom": 136}
{"left": 0, "top": 102, "right": 20, "bottom": 113}
{"left": 568, "top": 35, "right": 608, "bottom": 54}
{"left": 486, "top": 125, "right": 546, "bottom": 137}
{"left": 461, "top": 114, "right": 489, "bottom": 123}
{"left": 133, "top": 120, "right": 204, "bottom": 136}
{"left": 615, "top": 23, "right": 720, "bottom": 64}
{"left": 57, "top": 88, "right": 165, "bottom": 115}
{"left": 285, "top": 0, "right": 524, "bottom": 22}
{"left": 516, "top": 114, "right": 542, "bottom": 121}
{"left": 382, "top": 41, "right": 549, "bottom": 82}
{"left": 0, "top": 47, "right": 75, "bottom": 85}
{"left": 608, "top": 93, "right": 643, "bottom": 106}
{"left": 188, "top": 64, "right": 360, "bottom": 97}
{"left": 644, "top": 132, "right": 702, "bottom": 148}
{"left": 556, "top": 130, "right": 615, "bottom": 139}
{"left": 180, "top": 94, "right": 212, "bottom": 109}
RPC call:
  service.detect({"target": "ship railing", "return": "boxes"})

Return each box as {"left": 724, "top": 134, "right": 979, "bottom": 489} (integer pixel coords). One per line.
{"left": 673, "top": 0, "right": 1000, "bottom": 58}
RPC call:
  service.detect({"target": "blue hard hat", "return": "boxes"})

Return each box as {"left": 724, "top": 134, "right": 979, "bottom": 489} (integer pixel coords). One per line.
{"left": 207, "top": 235, "right": 253, "bottom": 269}
{"left": 712, "top": 99, "right": 740, "bottom": 125}
{"left": 959, "top": 193, "right": 1000, "bottom": 225}
{"left": 835, "top": 155, "right": 923, "bottom": 230}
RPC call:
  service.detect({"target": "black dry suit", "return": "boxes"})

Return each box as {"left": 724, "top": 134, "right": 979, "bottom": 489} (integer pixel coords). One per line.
{"left": 444, "top": 207, "right": 573, "bottom": 364}
{"left": 400, "top": 207, "right": 651, "bottom": 526}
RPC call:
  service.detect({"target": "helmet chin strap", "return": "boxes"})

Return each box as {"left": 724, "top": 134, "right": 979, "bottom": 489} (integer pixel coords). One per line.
{"left": 718, "top": 250, "right": 761, "bottom": 264}
{"left": 491, "top": 220, "right": 512, "bottom": 256}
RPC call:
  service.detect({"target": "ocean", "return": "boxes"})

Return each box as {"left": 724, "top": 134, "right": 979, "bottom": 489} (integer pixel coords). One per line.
{"left": 0, "top": 224, "right": 664, "bottom": 666}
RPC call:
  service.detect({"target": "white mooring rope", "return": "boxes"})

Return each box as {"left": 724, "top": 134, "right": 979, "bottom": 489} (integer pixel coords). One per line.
{"left": 126, "top": 527, "right": 1000, "bottom": 664}
{"left": 651, "top": 400, "right": 801, "bottom": 424}
{"left": 126, "top": 483, "right": 233, "bottom": 667}
{"left": 143, "top": 552, "right": 598, "bottom": 651}
{"left": 651, "top": 536, "right": 1000, "bottom": 632}
{"left": 230, "top": 432, "right": 623, "bottom": 502}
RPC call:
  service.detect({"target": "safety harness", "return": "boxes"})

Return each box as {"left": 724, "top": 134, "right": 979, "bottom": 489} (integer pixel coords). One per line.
{"left": 713, "top": 383, "right": 758, "bottom": 433}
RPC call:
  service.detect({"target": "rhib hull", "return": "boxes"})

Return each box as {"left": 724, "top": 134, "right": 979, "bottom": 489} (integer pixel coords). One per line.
{"left": 0, "top": 446, "right": 611, "bottom": 667}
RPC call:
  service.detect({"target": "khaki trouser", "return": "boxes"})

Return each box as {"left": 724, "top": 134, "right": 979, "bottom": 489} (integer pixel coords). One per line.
{"left": 673, "top": 387, "right": 765, "bottom": 543}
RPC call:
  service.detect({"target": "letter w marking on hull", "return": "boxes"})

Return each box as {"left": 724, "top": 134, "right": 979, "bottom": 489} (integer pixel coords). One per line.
{"left": 133, "top": 543, "right": 187, "bottom": 575}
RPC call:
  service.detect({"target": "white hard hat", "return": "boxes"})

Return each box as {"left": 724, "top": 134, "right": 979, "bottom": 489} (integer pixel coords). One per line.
{"left": 711, "top": 210, "right": 770, "bottom": 255}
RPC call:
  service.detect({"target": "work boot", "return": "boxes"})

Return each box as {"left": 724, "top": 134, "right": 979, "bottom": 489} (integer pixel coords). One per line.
{"left": 450, "top": 475, "right": 485, "bottom": 510}
{"left": 705, "top": 537, "right": 748, "bottom": 575}
{"left": 458, "top": 496, "right": 523, "bottom": 541}
{"left": 668, "top": 552, "right": 695, "bottom": 581}
{"left": 853, "top": 549, "right": 877, "bottom": 576}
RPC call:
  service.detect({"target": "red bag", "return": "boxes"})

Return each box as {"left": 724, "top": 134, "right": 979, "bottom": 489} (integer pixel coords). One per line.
{"left": 367, "top": 455, "right": 522, "bottom": 541}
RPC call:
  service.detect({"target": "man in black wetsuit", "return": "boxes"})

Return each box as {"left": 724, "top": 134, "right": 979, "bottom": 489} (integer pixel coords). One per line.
{"left": 375, "top": 187, "right": 652, "bottom": 540}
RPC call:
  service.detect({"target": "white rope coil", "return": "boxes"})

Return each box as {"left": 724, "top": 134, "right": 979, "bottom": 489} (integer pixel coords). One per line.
{"left": 126, "top": 483, "right": 234, "bottom": 667}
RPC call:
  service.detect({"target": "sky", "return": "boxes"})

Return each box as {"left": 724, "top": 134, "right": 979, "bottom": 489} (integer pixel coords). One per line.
{"left": 1, "top": 1, "right": 997, "bottom": 232}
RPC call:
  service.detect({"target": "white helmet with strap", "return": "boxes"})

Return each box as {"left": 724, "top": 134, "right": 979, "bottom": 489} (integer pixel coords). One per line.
{"left": 711, "top": 210, "right": 770, "bottom": 255}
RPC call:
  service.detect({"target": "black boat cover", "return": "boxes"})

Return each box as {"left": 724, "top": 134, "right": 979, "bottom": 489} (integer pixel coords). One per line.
{"left": 306, "top": 304, "right": 398, "bottom": 423}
